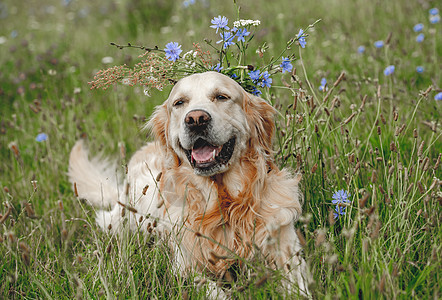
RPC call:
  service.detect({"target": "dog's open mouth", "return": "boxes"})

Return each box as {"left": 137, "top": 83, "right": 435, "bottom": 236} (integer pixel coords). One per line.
{"left": 184, "top": 137, "right": 236, "bottom": 172}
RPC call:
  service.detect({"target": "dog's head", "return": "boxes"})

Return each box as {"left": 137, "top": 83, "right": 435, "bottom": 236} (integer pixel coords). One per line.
{"left": 148, "top": 71, "right": 276, "bottom": 176}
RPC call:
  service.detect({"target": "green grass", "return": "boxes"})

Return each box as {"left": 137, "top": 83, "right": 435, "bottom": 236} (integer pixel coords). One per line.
{"left": 0, "top": 0, "right": 441, "bottom": 298}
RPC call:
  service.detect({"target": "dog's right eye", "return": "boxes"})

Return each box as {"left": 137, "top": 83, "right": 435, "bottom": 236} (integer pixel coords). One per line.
{"left": 173, "top": 99, "right": 185, "bottom": 107}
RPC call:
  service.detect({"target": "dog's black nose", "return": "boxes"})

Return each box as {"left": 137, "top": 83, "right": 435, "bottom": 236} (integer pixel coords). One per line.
{"left": 185, "top": 110, "right": 211, "bottom": 130}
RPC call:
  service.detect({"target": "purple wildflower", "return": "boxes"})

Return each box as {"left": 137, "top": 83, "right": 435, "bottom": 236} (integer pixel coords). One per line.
{"left": 235, "top": 28, "right": 250, "bottom": 42}
{"left": 258, "top": 71, "right": 272, "bottom": 88}
{"left": 212, "top": 62, "right": 223, "bottom": 72}
{"left": 280, "top": 57, "right": 293, "bottom": 73}
{"left": 36, "top": 133, "right": 48, "bottom": 142}
{"left": 217, "top": 31, "right": 235, "bottom": 49}
{"left": 374, "top": 40, "right": 384, "bottom": 48}
{"left": 248, "top": 70, "right": 261, "bottom": 83}
{"left": 416, "top": 33, "right": 424, "bottom": 43}
{"left": 164, "top": 42, "right": 182, "bottom": 62}
{"left": 413, "top": 23, "right": 424, "bottom": 32}
{"left": 297, "top": 29, "right": 307, "bottom": 48}
{"left": 210, "top": 15, "right": 229, "bottom": 33}
{"left": 332, "top": 190, "right": 351, "bottom": 219}
{"left": 384, "top": 65, "right": 395, "bottom": 76}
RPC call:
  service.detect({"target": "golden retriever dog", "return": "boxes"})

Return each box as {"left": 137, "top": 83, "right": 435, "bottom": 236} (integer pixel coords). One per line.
{"left": 69, "top": 71, "right": 310, "bottom": 297}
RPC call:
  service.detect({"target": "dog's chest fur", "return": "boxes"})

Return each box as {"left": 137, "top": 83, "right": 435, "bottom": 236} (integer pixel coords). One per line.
{"left": 159, "top": 158, "right": 269, "bottom": 275}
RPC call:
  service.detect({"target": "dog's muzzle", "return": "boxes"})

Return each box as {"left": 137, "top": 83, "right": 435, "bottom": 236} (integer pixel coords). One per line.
{"left": 181, "top": 109, "right": 236, "bottom": 176}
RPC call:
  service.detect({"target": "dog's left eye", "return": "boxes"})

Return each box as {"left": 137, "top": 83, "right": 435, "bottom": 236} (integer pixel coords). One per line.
{"left": 215, "top": 94, "right": 229, "bottom": 101}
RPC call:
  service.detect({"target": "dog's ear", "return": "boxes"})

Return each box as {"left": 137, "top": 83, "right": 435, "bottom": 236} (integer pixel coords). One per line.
{"left": 145, "top": 103, "right": 169, "bottom": 147}
{"left": 243, "top": 92, "right": 276, "bottom": 155}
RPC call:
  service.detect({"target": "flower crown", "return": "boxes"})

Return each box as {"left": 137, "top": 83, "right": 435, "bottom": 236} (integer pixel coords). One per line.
{"left": 89, "top": 14, "right": 320, "bottom": 97}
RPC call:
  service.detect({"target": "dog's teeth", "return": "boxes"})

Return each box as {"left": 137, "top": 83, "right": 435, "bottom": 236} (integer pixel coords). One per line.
{"left": 212, "top": 150, "right": 216, "bottom": 160}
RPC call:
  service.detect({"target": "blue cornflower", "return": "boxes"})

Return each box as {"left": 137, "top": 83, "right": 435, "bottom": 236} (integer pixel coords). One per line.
{"left": 319, "top": 77, "right": 327, "bottom": 91}
{"left": 212, "top": 62, "right": 223, "bottom": 72}
{"left": 297, "top": 29, "right": 307, "bottom": 48}
{"left": 374, "top": 40, "right": 384, "bottom": 48}
{"left": 164, "top": 42, "right": 182, "bottom": 62}
{"left": 429, "top": 8, "right": 439, "bottom": 15}
{"left": 430, "top": 15, "right": 440, "bottom": 24}
{"left": 413, "top": 23, "right": 424, "bottom": 32}
{"left": 357, "top": 46, "right": 365, "bottom": 54}
{"left": 332, "top": 190, "right": 351, "bottom": 219}
{"left": 216, "top": 31, "right": 235, "bottom": 49}
{"left": 280, "top": 57, "right": 293, "bottom": 73}
{"left": 258, "top": 71, "right": 272, "bottom": 88}
{"left": 261, "top": 70, "right": 271, "bottom": 80}
{"left": 384, "top": 65, "right": 395, "bottom": 76}
{"left": 235, "top": 28, "right": 250, "bottom": 42}
{"left": 248, "top": 70, "right": 261, "bottom": 83}
{"left": 36, "top": 133, "right": 48, "bottom": 142}
{"left": 251, "top": 87, "right": 262, "bottom": 96}
{"left": 210, "top": 15, "right": 229, "bottom": 33}
{"left": 416, "top": 33, "right": 424, "bottom": 43}
{"left": 230, "top": 73, "right": 238, "bottom": 79}
{"left": 435, "top": 92, "right": 442, "bottom": 101}
{"left": 416, "top": 66, "right": 424, "bottom": 73}
{"left": 260, "top": 77, "right": 272, "bottom": 88}
{"left": 11, "top": 30, "right": 18, "bottom": 38}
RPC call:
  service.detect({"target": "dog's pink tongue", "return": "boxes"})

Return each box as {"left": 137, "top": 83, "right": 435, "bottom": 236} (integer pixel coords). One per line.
{"left": 192, "top": 146, "right": 217, "bottom": 162}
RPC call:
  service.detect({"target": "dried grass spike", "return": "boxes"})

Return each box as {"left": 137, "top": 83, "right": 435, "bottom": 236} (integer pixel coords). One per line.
{"left": 74, "top": 182, "right": 79, "bottom": 197}
{"left": 406, "top": 183, "right": 413, "bottom": 195}
{"left": 333, "top": 71, "right": 346, "bottom": 87}
{"left": 380, "top": 114, "right": 386, "bottom": 124}
{"left": 19, "top": 242, "right": 30, "bottom": 253}
{"left": 371, "top": 170, "right": 377, "bottom": 183}
{"left": 296, "top": 229, "right": 306, "bottom": 247}
{"left": 388, "top": 165, "right": 395, "bottom": 175}
{"left": 58, "top": 200, "right": 64, "bottom": 211}
{"left": 22, "top": 252, "right": 30, "bottom": 266}
{"left": 417, "top": 181, "right": 424, "bottom": 194}
{"left": 328, "top": 209, "right": 336, "bottom": 226}
{"left": 422, "top": 157, "right": 430, "bottom": 171}
{"left": 434, "top": 153, "right": 441, "bottom": 170}
{"left": 0, "top": 205, "right": 11, "bottom": 224}
{"left": 360, "top": 94, "right": 367, "bottom": 110}
{"left": 395, "top": 124, "right": 405, "bottom": 136}
{"left": 359, "top": 193, "right": 370, "bottom": 208}
{"left": 413, "top": 129, "right": 418, "bottom": 139}
{"left": 418, "top": 141, "right": 425, "bottom": 158}
{"left": 390, "top": 141, "right": 396, "bottom": 152}
{"left": 311, "top": 163, "right": 318, "bottom": 173}
{"left": 315, "top": 229, "right": 326, "bottom": 246}
{"left": 156, "top": 172, "right": 163, "bottom": 182}
{"left": 422, "top": 85, "right": 432, "bottom": 97}
{"left": 255, "top": 274, "right": 269, "bottom": 288}
{"left": 343, "top": 112, "right": 357, "bottom": 124}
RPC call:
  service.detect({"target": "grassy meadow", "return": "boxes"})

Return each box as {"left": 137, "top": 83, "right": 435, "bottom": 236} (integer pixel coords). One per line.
{"left": 0, "top": 0, "right": 441, "bottom": 298}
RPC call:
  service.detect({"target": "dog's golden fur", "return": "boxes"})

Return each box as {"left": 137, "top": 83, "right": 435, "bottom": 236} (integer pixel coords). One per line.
{"left": 69, "top": 71, "right": 309, "bottom": 296}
